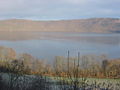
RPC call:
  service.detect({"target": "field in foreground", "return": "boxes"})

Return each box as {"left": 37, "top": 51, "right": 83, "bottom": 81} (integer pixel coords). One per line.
{"left": 0, "top": 73, "right": 120, "bottom": 90}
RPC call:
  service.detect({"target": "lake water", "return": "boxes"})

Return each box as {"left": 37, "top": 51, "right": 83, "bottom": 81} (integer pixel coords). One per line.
{"left": 0, "top": 32, "right": 120, "bottom": 61}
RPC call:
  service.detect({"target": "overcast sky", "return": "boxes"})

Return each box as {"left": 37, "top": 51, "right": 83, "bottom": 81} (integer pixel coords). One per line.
{"left": 0, "top": 0, "right": 120, "bottom": 20}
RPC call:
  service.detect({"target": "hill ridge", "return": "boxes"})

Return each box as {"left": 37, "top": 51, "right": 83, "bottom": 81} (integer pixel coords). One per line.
{"left": 0, "top": 18, "right": 120, "bottom": 33}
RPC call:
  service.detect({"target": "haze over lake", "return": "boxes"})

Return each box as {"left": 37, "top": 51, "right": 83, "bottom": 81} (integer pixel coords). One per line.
{"left": 0, "top": 32, "right": 120, "bottom": 61}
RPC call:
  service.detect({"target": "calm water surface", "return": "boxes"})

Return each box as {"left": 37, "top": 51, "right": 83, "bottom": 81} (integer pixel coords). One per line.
{"left": 0, "top": 32, "right": 120, "bottom": 61}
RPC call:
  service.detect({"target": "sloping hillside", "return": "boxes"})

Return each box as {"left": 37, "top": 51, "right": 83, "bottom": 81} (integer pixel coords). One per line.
{"left": 0, "top": 18, "right": 120, "bottom": 33}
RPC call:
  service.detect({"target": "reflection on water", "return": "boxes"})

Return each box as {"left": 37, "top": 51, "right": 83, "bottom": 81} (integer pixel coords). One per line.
{"left": 0, "top": 32, "right": 119, "bottom": 61}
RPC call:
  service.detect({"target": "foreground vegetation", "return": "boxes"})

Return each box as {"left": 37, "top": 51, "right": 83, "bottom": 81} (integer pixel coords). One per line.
{"left": 0, "top": 46, "right": 120, "bottom": 90}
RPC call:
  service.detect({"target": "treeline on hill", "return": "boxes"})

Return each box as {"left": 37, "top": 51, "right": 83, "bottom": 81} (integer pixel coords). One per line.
{"left": 0, "top": 46, "right": 120, "bottom": 90}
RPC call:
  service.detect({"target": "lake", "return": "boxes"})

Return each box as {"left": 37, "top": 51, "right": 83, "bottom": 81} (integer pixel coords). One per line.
{"left": 0, "top": 32, "right": 120, "bottom": 61}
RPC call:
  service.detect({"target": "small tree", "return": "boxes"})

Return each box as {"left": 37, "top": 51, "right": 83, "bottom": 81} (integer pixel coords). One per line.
{"left": 102, "top": 59, "right": 109, "bottom": 77}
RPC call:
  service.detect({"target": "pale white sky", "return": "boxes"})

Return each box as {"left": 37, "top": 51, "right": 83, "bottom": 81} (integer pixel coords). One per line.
{"left": 0, "top": 0, "right": 120, "bottom": 20}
